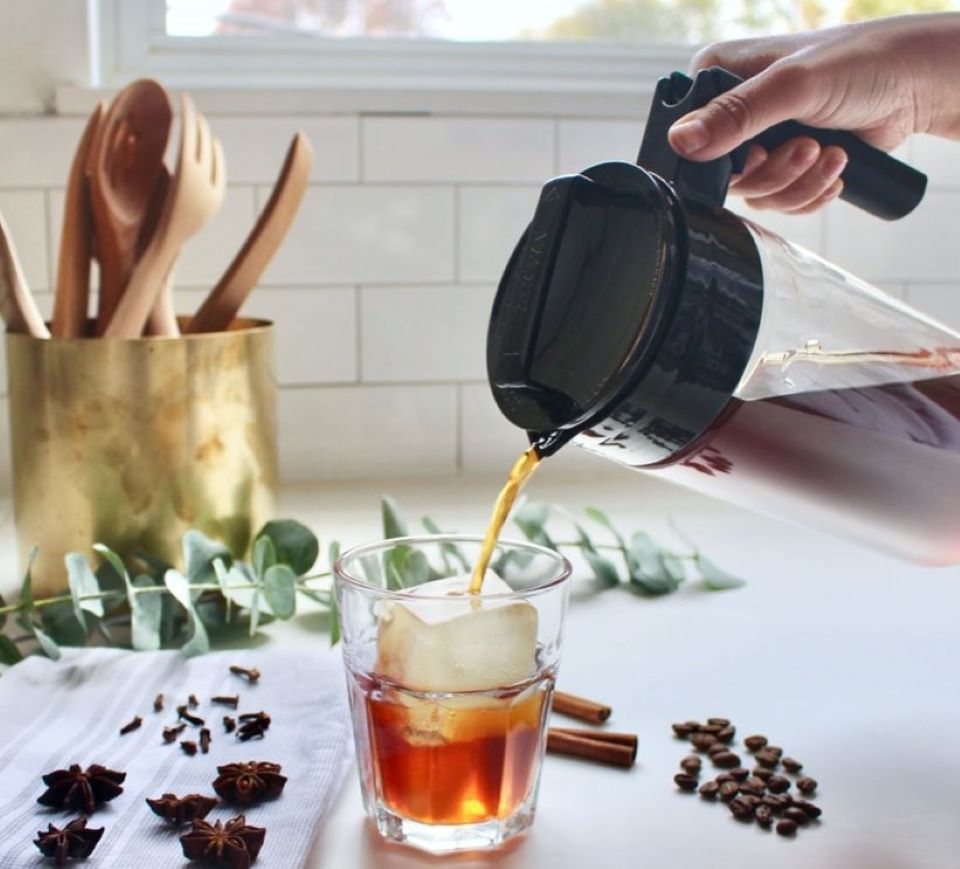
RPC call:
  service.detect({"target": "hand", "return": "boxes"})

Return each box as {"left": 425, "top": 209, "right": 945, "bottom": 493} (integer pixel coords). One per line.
{"left": 667, "top": 14, "right": 960, "bottom": 214}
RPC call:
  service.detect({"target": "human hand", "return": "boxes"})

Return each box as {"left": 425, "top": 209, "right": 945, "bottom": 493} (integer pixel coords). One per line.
{"left": 667, "top": 14, "right": 960, "bottom": 214}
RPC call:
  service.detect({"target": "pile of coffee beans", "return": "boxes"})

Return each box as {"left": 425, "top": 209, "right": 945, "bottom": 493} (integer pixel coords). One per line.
{"left": 671, "top": 718, "right": 821, "bottom": 837}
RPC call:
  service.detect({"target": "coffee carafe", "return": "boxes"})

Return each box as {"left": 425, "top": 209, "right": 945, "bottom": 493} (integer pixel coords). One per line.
{"left": 487, "top": 67, "right": 960, "bottom": 565}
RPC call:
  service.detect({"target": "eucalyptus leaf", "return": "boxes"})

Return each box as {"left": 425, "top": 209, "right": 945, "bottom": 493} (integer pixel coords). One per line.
{"left": 626, "top": 532, "right": 682, "bottom": 596}
{"left": 40, "top": 601, "right": 88, "bottom": 647}
{"left": 0, "top": 634, "right": 23, "bottom": 665}
{"left": 213, "top": 559, "right": 256, "bottom": 610}
{"left": 0, "top": 593, "right": 7, "bottom": 631}
{"left": 93, "top": 544, "right": 129, "bottom": 586}
{"left": 696, "top": 555, "right": 746, "bottom": 591}
{"left": 360, "top": 554, "right": 383, "bottom": 588}
{"left": 163, "top": 569, "right": 210, "bottom": 657}
{"left": 256, "top": 519, "right": 318, "bottom": 576}
{"left": 513, "top": 501, "right": 552, "bottom": 545}
{"left": 252, "top": 535, "right": 277, "bottom": 580}
{"left": 585, "top": 506, "right": 629, "bottom": 551}
{"left": 65, "top": 553, "right": 104, "bottom": 624}
{"left": 19, "top": 547, "right": 38, "bottom": 611}
{"left": 183, "top": 529, "right": 232, "bottom": 586}
{"left": 422, "top": 516, "right": 471, "bottom": 573}
{"left": 262, "top": 564, "right": 297, "bottom": 620}
{"left": 130, "top": 575, "right": 163, "bottom": 650}
{"left": 329, "top": 540, "right": 341, "bottom": 572}
{"left": 381, "top": 497, "right": 409, "bottom": 540}
{"left": 32, "top": 624, "right": 61, "bottom": 660}
{"left": 328, "top": 540, "right": 342, "bottom": 647}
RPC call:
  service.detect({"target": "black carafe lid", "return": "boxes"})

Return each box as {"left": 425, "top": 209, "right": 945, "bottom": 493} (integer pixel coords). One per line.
{"left": 488, "top": 67, "right": 929, "bottom": 456}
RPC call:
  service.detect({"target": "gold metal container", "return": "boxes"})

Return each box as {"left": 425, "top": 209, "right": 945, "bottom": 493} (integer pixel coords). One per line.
{"left": 6, "top": 319, "right": 277, "bottom": 594}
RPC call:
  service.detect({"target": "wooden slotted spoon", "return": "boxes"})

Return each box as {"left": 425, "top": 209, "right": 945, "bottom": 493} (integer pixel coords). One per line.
{"left": 105, "top": 94, "right": 225, "bottom": 339}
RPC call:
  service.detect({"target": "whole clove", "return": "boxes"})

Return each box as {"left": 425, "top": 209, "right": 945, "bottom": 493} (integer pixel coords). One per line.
{"left": 180, "top": 741, "right": 198, "bottom": 757}
{"left": 153, "top": 694, "right": 164, "bottom": 713}
{"left": 237, "top": 712, "right": 271, "bottom": 741}
{"left": 229, "top": 665, "right": 261, "bottom": 683}
{"left": 163, "top": 724, "right": 187, "bottom": 744}
{"left": 119, "top": 716, "right": 142, "bottom": 736}
{"left": 212, "top": 695, "right": 239, "bottom": 709}
{"left": 199, "top": 728, "right": 212, "bottom": 754}
{"left": 223, "top": 716, "right": 236, "bottom": 734}
{"left": 188, "top": 694, "right": 199, "bottom": 708}
{"left": 177, "top": 706, "right": 205, "bottom": 727}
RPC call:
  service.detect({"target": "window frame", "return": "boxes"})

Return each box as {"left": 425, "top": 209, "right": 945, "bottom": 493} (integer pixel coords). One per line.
{"left": 97, "top": 0, "right": 697, "bottom": 117}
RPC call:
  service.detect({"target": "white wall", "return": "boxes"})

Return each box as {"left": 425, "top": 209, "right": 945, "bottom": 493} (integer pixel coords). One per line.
{"left": 0, "top": 5, "right": 957, "bottom": 485}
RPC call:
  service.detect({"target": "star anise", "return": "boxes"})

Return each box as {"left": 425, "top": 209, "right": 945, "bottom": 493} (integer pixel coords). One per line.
{"left": 146, "top": 793, "right": 219, "bottom": 825}
{"left": 34, "top": 817, "right": 104, "bottom": 865}
{"left": 212, "top": 761, "right": 286, "bottom": 805}
{"left": 180, "top": 815, "right": 265, "bottom": 869}
{"left": 37, "top": 764, "right": 126, "bottom": 814}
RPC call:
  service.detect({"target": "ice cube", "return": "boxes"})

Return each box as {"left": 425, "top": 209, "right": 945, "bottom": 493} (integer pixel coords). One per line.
{"left": 375, "top": 573, "right": 539, "bottom": 692}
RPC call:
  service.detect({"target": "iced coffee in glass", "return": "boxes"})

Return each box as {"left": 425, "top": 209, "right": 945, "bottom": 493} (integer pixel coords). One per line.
{"left": 334, "top": 535, "right": 571, "bottom": 854}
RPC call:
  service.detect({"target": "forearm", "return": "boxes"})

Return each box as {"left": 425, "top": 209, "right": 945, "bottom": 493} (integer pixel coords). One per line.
{"left": 893, "top": 13, "right": 960, "bottom": 139}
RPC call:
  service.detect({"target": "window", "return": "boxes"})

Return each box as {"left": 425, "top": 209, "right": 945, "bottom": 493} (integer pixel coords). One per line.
{"left": 99, "top": 1, "right": 960, "bottom": 115}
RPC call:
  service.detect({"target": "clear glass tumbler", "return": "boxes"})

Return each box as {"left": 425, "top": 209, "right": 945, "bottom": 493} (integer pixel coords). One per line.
{"left": 334, "top": 535, "right": 571, "bottom": 854}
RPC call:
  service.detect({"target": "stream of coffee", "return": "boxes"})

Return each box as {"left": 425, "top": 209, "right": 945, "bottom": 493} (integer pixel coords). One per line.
{"left": 470, "top": 446, "right": 541, "bottom": 593}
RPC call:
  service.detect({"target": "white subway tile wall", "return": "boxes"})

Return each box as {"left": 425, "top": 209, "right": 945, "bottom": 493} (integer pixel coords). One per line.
{"left": 0, "top": 112, "right": 957, "bottom": 486}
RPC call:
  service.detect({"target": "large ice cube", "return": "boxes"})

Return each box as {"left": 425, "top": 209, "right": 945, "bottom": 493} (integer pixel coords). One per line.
{"left": 375, "top": 573, "right": 539, "bottom": 692}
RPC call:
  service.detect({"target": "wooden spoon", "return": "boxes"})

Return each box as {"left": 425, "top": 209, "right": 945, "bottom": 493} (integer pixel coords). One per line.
{"left": 51, "top": 101, "right": 105, "bottom": 338}
{"left": 139, "top": 167, "right": 180, "bottom": 336}
{"left": 89, "top": 79, "right": 172, "bottom": 335}
{"left": 0, "top": 211, "right": 50, "bottom": 337}
{"left": 187, "top": 132, "right": 313, "bottom": 333}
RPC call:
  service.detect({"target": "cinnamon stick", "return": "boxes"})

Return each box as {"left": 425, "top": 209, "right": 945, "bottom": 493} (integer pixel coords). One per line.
{"left": 546, "top": 729, "right": 636, "bottom": 768}
{"left": 552, "top": 691, "right": 612, "bottom": 724}
{"left": 550, "top": 726, "right": 638, "bottom": 751}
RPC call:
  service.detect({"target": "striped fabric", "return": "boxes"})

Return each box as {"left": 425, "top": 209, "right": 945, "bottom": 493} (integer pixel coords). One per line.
{"left": 0, "top": 647, "right": 352, "bottom": 867}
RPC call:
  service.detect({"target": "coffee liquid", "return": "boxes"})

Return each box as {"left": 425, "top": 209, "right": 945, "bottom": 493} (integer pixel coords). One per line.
{"left": 647, "top": 373, "right": 960, "bottom": 564}
{"left": 470, "top": 447, "right": 541, "bottom": 593}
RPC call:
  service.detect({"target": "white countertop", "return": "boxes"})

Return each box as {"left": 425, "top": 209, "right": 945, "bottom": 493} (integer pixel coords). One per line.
{"left": 5, "top": 472, "right": 960, "bottom": 868}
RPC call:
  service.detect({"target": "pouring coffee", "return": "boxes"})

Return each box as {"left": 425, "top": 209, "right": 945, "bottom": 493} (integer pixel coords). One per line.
{"left": 486, "top": 67, "right": 960, "bottom": 565}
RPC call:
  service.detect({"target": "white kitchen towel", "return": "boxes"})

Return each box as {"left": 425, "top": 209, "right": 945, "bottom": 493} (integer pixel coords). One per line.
{"left": 0, "top": 647, "right": 353, "bottom": 868}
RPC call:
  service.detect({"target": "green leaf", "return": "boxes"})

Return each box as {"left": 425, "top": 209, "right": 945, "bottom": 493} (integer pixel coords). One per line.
{"left": 163, "top": 569, "right": 210, "bottom": 657}
{"left": 65, "top": 553, "right": 104, "bottom": 624}
{"left": 40, "top": 601, "right": 88, "bottom": 647}
{"left": 213, "top": 558, "right": 254, "bottom": 610}
{"left": 385, "top": 546, "right": 432, "bottom": 590}
{"left": 514, "top": 501, "right": 553, "bottom": 546}
{"left": 0, "top": 593, "right": 7, "bottom": 631}
{"left": 585, "top": 506, "right": 629, "bottom": 550}
{"left": 256, "top": 519, "right": 318, "bottom": 575}
{"left": 182, "top": 529, "right": 232, "bottom": 586}
{"left": 252, "top": 535, "right": 277, "bottom": 580}
{"left": 360, "top": 554, "right": 383, "bottom": 588}
{"left": 130, "top": 575, "right": 162, "bottom": 650}
{"left": 696, "top": 554, "right": 746, "bottom": 591}
{"left": 0, "top": 634, "right": 23, "bottom": 665}
{"left": 627, "top": 532, "right": 681, "bottom": 596}
{"left": 574, "top": 522, "right": 620, "bottom": 588}
{"left": 262, "top": 564, "right": 297, "bottom": 620}
{"left": 423, "top": 516, "right": 471, "bottom": 573}
{"left": 381, "top": 496, "right": 409, "bottom": 540}
{"left": 32, "top": 624, "right": 61, "bottom": 660}
{"left": 328, "top": 540, "right": 341, "bottom": 647}
{"left": 19, "top": 547, "right": 38, "bottom": 611}
{"left": 93, "top": 544, "right": 129, "bottom": 586}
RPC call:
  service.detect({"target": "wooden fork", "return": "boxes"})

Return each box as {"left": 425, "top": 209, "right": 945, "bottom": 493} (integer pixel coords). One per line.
{"left": 105, "top": 94, "right": 225, "bottom": 338}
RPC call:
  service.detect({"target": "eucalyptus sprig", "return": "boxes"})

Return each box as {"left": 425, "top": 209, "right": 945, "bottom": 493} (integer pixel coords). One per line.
{"left": 0, "top": 496, "right": 744, "bottom": 666}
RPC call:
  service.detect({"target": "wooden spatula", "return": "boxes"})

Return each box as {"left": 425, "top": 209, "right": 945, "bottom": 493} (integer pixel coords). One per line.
{"left": 0, "top": 211, "right": 50, "bottom": 338}
{"left": 51, "top": 101, "right": 105, "bottom": 338}
{"left": 187, "top": 132, "right": 313, "bottom": 333}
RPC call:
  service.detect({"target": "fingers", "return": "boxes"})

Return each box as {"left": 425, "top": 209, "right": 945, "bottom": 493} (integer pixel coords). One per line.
{"left": 737, "top": 143, "right": 848, "bottom": 213}
{"left": 668, "top": 62, "right": 820, "bottom": 161}
{"left": 784, "top": 179, "right": 844, "bottom": 215}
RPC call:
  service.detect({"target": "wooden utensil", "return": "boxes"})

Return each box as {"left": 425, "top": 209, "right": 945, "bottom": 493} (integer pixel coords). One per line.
{"left": 0, "top": 212, "right": 50, "bottom": 338}
{"left": 89, "top": 79, "right": 172, "bottom": 335}
{"left": 187, "top": 132, "right": 312, "bottom": 333}
{"left": 106, "top": 94, "right": 225, "bottom": 338}
{"left": 51, "top": 101, "right": 105, "bottom": 338}
{"left": 140, "top": 167, "right": 180, "bottom": 336}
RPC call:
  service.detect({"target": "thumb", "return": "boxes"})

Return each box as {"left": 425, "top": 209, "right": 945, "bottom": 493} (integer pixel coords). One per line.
{"left": 668, "top": 64, "right": 816, "bottom": 161}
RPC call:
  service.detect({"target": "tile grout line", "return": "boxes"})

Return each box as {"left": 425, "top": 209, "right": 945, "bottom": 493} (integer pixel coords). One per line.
{"left": 354, "top": 285, "right": 363, "bottom": 383}
{"left": 455, "top": 383, "right": 464, "bottom": 476}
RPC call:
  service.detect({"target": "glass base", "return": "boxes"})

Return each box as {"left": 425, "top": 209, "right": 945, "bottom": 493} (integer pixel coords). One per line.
{"left": 372, "top": 798, "right": 536, "bottom": 854}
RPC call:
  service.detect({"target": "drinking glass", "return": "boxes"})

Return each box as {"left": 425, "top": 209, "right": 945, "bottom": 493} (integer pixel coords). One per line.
{"left": 334, "top": 535, "right": 571, "bottom": 854}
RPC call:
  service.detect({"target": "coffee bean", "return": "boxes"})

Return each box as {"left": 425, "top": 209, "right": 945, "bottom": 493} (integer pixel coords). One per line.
{"left": 793, "top": 799, "right": 822, "bottom": 820}
{"left": 717, "top": 725, "right": 736, "bottom": 743}
{"left": 752, "top": 767, "right": 773, "bottom": 782}
{"left": 674, "top": 773, "right": 699, "bottom": 792}
{"left": 784, "top": 807, "right": 810, "bottom": 826}
{"left": 744, "top": 734, "right": 768, "bottom": 751}
{"left": 729, "top": 767, "right": 750, "bottom": 782}
{"left": 755, "top": 804, "right": 774, "bottom": 827}
{"left": 699, "top": 723, "right": 724, "bottom": 735}
{"left": 680, "top": 755, "right": 702, "bottom": 775}
{"left": 672, "top": 722, "right": 696, "bottom": 738}
{"left": 767, "top": 775, "right": 791, "bottom": 794}
{"left": 739, "top": 793, "right": 763, "bottom": 808}
{"left": 797, "top": 776, "right": 818, "bottom": 795}
{"left": 762, "top": 793, "right": 791, "bottom": 811}
{"left": 782, "top": 756, "right": 803, "bottom": 773}
{"left": 707, "top": 717, "right": 730, "bottom": 727}
{"left": 754, "top": 748, "right": 780, "bottom": 768}
{"left": 713, "top": 751, "right": 741, "bottom": 769}
{"left": 719, "top": 781, "right": 740, "bottom": 801}
{"left": 699, "top": 780, "right": 720, "bottom": 799}
{"left": 715, "top": 772, "right": 734, "bottom": 784}
{"left": 740, "top": 782, "right": 765, "bottom": 797}
{"left": 743, "top": 776, "right": 767, "bottom": 792}
{"left": 765, "top": 745, "right": 784, "bottom": 759}
{"left": 776, "top": 818, "right": 798, "bottom": 836}
{"left": 707, "top": 742, "right": 728, "bottom": 757}
{"left": 729, "top": 796, "right": 754, "bottom": 821}
{"left": 691, "top": 732, "right": 718, "bottom": 751}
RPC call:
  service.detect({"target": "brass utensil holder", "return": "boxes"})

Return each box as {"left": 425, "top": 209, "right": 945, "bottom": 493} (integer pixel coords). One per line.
{"left": 6, "top": 319, "right": 277, "bottom": 595}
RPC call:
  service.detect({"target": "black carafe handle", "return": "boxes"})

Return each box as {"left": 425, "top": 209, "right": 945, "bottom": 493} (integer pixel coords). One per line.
{"left": 639, "top": 67, "right": 927, "bottom": 220}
